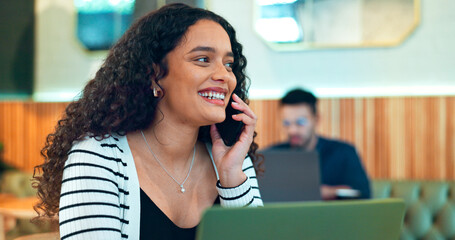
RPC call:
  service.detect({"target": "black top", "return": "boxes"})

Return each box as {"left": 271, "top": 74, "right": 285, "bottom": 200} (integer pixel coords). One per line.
{"left": 139, "top": 188, "right": 220, "bottom": 240}
{"left": 268, "top": 136, "right": 371, "bottom": 199}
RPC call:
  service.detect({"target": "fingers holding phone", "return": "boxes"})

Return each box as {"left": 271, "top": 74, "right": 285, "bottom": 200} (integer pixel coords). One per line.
{"left": 230, "top": 93, "right": 257, "bottom": 146}
{"left": 214, "top": 93, "right": 257, "bottom": 148}
{"left": 209, "top": 93, "right": 257, "bottom": 187}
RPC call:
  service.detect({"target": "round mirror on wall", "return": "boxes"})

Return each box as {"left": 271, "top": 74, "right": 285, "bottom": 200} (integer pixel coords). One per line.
{"left": 253, "top": 0, "right": 420, "bottom": 51}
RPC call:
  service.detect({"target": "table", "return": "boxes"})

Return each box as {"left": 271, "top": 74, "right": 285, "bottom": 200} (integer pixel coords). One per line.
{"left": 0, "top": 194, "right": 39, "bottom": 240}
{"left": 14, "top": 232, "right": 59, "bottom": 240}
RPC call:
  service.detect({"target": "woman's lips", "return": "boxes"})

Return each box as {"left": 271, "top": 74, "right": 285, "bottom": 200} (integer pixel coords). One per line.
{"left": 198, "top": 88, "right": 228, "bottom": 106}
{"left": 199, "top": 93, "right": 225, "bottom": 106}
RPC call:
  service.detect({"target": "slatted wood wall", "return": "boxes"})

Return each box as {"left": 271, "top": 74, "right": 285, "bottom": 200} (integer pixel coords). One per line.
{"left": 1, "top": 96, "right": 454, "bottom": 180}
{"left": 0, "top": 102, "right": 68, "bottom": 172}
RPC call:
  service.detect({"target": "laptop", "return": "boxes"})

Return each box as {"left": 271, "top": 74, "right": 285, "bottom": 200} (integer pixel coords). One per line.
{"left": 196, "top": 198, "right": 405, "bottom": 240}
{"left": 257, "top": 150, "right": 321, "bottom": 202}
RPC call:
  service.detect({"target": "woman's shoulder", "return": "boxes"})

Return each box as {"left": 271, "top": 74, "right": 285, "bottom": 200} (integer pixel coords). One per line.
{"left": 62, "top": 133, "right": 134, "bottom": 199}
{"left": 71, "top": 133, "right": 125, "bottom": 149}
{"left": 66, "top": 133, "right": 128, "bottom": 166}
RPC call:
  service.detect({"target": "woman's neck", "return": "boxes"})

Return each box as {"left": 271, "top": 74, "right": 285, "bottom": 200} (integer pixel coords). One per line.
{"left": 141, "top": 115, "right": 200, "bottom": 166}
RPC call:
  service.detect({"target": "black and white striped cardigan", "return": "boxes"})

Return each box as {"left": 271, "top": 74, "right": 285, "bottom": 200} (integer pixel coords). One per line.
{"left": 59, "top": 134, "right": 263, "bottom": 240}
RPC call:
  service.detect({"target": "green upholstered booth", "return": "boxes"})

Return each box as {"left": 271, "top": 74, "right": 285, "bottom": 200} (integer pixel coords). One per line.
{"left": 372, "top": 180, "right": 455, "bottom": 240}
{"left": 0, "top": 170, "right": 36, "bottom": 197}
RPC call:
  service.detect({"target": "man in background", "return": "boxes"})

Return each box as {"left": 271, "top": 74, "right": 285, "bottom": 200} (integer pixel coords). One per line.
{"left": 268, "top": 88, "right": 371, "bottom": 200}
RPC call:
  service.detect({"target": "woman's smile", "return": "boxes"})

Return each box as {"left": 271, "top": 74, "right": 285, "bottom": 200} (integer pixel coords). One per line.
{"left": 198, "top": 87, "right": 228, "bottom": 106}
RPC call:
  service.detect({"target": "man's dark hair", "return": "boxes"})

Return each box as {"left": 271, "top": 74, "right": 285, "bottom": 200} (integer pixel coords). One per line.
{"left": 280, "top": 88, "right": 318, "bottom": 115}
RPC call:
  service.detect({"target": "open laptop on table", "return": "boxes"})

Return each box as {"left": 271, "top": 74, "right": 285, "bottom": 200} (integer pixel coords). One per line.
{"left": 257, "top": 150, "right": 321, "bottom": 202}
{"left": 196, "top": 198, "right": 405, "bottom": 240}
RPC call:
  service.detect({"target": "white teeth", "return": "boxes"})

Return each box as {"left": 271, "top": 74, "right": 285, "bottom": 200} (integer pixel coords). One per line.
{"left": 199, "top": 91, "right": 226, "bottom": 100}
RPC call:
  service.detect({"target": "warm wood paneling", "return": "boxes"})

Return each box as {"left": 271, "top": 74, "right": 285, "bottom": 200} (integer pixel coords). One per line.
{"left": 250, "top": 96, "right": 455, "bottom": 180}
{"left": 0, "top": 102, "right": 67, "bottom": 172}
{"left": 0, "top": 96, "right": 454, "bottom": 180}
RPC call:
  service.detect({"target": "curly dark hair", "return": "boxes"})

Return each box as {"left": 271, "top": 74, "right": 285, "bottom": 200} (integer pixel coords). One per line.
{"left": 33, "top": 3, "right": 262, "bottom": 218}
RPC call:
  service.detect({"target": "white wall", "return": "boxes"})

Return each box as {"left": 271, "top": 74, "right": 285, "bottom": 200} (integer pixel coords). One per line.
{"left": 34, "top": 0, "right": 105, "bottom": 101}
{"left": 34, "top": 0, "right": 455, "bottom": 101}
{"left": 211, "top": 0, "right": 455, "bottom": 98}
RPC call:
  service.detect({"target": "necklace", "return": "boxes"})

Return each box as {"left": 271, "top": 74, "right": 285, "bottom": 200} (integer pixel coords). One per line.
{"left": 140, "top": 130, "right": 196, "bottom": 193}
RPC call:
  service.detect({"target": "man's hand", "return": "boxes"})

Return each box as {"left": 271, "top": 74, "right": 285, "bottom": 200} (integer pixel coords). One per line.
{"left": 320, "top": 184, "right": 352, "bottom": 200}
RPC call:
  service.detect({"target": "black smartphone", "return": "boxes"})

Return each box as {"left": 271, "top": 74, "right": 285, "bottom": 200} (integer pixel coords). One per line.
{"left": 215, "top": 99, "right": 244, "bottom": 146}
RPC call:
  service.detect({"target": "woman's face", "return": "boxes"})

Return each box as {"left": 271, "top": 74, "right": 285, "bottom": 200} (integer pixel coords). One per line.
{"left": 157, "top": 19, "right": 237, "bottom": 126}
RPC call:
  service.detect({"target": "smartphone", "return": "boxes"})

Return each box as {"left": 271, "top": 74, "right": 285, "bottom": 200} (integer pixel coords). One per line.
{"left": 215, "top": 99, "right": 244, "bottom": 146}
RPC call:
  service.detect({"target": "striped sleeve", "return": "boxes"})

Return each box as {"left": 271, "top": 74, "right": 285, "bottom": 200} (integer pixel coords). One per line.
{"left": 216, "top": 156, "right": 263, "bottom": 207}
{"left": 59, "top": 138, "right": 127, "bottom": 240}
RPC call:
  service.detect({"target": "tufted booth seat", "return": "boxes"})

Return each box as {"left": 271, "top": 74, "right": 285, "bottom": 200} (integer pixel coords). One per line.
{"left": 372, "top": 180, "right": 455, "bottom": 240}
{"left": 0, "top": 170, "right": 36, "bottom": 197}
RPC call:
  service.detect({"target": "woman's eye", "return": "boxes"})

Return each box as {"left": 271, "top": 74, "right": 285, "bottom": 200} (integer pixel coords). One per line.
{"left": 225, "top": 62, "right": 233, "bottom": 71}
{"left": 195, "top": 57, "right": 209, "bottom": 63}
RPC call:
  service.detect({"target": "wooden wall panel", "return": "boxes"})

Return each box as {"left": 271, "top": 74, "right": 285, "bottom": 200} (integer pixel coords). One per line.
{"left": 0, "top": 96, "right": 454, "bottom": 180}
{"left": 0, "top": 102, "right": 67, "bottom": 172}
{"left": 249, "top": 96, "right": 455, "bottom": 180}
{"left": 447, "top": 98, "right": 455, "bottom": 178}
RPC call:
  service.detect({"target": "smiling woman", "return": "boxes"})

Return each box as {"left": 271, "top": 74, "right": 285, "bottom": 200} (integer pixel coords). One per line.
{"left": 33, "top": 3, "right": 263, "bottom": 240}
{"left": 156, "top": 20, "right": 237, "bottom": 125}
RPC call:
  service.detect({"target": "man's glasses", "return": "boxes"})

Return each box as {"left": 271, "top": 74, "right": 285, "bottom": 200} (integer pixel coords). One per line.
{"left": 282, "top": 117, "right": 308, "bottom": 127}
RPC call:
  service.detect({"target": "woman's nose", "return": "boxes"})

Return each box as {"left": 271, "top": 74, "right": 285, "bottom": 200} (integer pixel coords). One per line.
{"left": 211, "top": 62, "right": 231, "bottom": 82}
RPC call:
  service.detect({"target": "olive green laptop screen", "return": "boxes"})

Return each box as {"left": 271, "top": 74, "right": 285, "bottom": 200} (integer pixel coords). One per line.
{"left": 196, "top": 199, "right": 405, "bottom": 240}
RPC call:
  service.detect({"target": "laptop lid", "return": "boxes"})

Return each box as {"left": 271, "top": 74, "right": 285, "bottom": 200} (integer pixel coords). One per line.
{"left": 257, "top": 150, "right": 321, "bottom": 202}
{"left": 196, "top": 198, "right": 405, "bottom": 240}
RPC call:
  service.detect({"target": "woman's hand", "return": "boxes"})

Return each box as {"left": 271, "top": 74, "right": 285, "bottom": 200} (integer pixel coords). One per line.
{"left": 210, "top": 93, "right": 257, "bottom": 188}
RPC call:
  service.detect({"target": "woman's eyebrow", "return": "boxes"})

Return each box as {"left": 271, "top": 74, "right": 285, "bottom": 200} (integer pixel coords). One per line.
{"left": 189, "top": 46, "right": 215, "bottom": 53}
{"left": 189, "top": 46, "right": 234, "bottom": 57}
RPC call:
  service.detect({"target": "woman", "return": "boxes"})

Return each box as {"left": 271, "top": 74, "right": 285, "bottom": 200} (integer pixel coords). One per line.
{"left": 34, "top": 3, "right": 263, "bottom": 240}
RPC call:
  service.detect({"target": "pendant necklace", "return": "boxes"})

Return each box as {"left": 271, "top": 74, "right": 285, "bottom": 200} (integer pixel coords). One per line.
{"left": 140, "top": 130, "right": 195, "bottom": 193}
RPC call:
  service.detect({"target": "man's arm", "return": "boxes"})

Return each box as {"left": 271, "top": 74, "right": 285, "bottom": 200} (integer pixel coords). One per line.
{"left": 320, "top": 145, "right": 370, "bottom": 200}
{"left": 341, "top": 146, "right": 371, "bottom": 199}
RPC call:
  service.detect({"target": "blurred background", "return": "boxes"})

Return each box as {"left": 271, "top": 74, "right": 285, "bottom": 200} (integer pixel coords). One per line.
{"left": 0, "top": 0, "right": 454, "bottom": 239}
{"left": 1, "top": 0, "right": 453, "bottom": 179}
